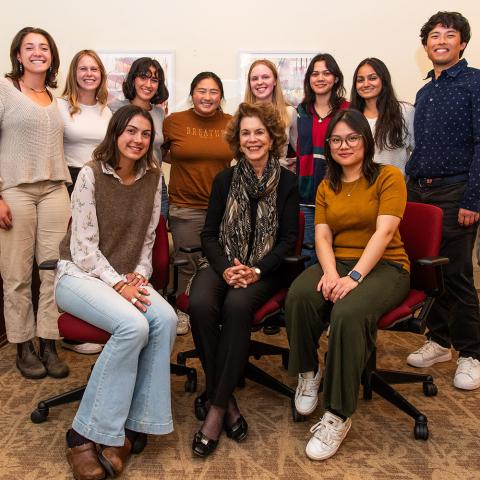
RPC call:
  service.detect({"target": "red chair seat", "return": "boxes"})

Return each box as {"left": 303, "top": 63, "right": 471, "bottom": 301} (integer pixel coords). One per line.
{"left": 59, "top": 313, "right": 111, "bottom": 344}
{"left": 377, "top": 289, "right": 427, "bottom": 330}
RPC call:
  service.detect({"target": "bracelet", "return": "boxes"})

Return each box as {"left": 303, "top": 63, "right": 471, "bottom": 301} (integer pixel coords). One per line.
{"left": 118, "top": 284, "right": 127, "bottom": 295}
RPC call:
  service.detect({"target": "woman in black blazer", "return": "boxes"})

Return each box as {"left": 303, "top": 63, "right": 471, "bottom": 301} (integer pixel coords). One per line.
{"left": 188, "top": 102, "right": 299, "bottom": 457}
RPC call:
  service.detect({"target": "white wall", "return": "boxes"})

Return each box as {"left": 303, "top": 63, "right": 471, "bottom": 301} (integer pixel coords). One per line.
{"left": 1, "top": 0, "right": 479, "bottom": 113}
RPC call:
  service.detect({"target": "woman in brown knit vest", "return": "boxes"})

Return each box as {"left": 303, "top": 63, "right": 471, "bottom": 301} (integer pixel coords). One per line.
{"left": 55, "top": 105, "right": 177, "bottom": 480}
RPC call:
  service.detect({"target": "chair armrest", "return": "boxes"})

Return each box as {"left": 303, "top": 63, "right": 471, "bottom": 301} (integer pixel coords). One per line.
{"left": 179, "top": 246, "right": 202, "bottom": 254}
{"left": 416, "top": 256, "right": 450, "bottom": 267}
{"left": 38, "top": 259, "right": 59, "bottom": 270}
{"left": 302, "top": 243, "right": 315, "bottom": 251}
{"left": 172, "top": 258, "right": 189, "bottom": 267}
{"left": 284, "top": 254, "right": 311, "bottom": 265}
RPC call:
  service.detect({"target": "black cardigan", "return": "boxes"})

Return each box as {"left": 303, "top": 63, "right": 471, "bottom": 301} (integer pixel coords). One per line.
{"left": 201, "top": 166, "right": 299, "bottom": 277}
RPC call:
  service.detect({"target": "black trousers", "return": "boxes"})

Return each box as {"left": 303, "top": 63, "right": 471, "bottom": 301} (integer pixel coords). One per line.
{"left": 189, "top": 266, "right": 282, "bottom": 408}
{"left": 408, "top": 180, "right": 480, "bottom": 358}
{"left": 67, "top": 167, "right": 81, "bottom": 197}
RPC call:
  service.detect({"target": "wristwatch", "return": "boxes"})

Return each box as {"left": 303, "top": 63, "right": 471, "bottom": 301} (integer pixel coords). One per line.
{"left": 253, "top": 267, "right": 262, "bottom": 278}
{"left": 347, "top": 270, "right": 363, "bottom": 283}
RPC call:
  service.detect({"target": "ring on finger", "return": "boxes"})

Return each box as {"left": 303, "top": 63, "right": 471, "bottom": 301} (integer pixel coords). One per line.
{"left": 131, "top": 297, "right": 138, "bottom": 305}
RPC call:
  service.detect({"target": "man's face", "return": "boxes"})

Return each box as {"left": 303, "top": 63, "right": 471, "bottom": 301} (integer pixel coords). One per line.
{"left": 425, "top": 24, "right": 467, "bottom": 69}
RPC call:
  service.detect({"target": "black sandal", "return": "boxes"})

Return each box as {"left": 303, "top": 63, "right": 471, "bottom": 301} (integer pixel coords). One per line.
{"left": 192, "top": 431, "right": 218, "bottom": 458}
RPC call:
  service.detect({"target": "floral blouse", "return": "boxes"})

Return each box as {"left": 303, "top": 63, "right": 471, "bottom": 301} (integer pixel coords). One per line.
{"left": 55, "top": 162, "right": 162, "bottom": 288}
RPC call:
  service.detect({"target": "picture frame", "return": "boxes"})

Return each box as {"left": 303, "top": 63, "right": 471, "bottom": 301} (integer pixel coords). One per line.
{"left": 99, "top": 51, "right": 175, "bottom": 112}
{"left": 239, "top": 52, "right": 316, "bottom": 107}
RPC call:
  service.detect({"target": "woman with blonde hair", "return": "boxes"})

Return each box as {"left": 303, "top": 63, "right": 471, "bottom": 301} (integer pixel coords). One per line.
{"left": 57, "top": 50, "right": 112, "bottom": 194}
{"left": 57, "top": 49, "right": 112, "bottom": 355}
{"left": 244, "top": 59, "right": 297, "bottom": 170}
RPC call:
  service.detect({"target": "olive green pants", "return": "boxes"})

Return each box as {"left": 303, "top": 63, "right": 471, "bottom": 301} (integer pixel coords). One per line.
{"left": 285, "top": 260, "right": 410, "bottom": 418}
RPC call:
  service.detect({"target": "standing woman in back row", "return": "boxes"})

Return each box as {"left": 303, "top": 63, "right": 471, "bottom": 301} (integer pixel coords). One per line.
{"left": 58, "top": 49, "right": 112, "bottom": 194}
{"left": 163, "top": 72, "right": 232, "bottom": 335}
{"left": 0, "top": 27, "right": 71, "bottom": 379}
{"left": 110, "top": 57, "right": 170, "bottom": 218}
{"left": 244, "top": 59, "right": 298, "bottom": 170}
{"left": 296, "top": 54, "right": 349, "bottom": 265}
{"left": 350, "top": 57, "right": 414, "bottom": 174}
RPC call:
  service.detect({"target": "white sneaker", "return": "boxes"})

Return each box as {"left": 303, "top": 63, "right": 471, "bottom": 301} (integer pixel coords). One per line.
{"left": 295, "top": 369, "right": 321, "bottom": 415}
{"left": 176, "top": 311, "right": 190, "bottom": 335}
{"left": 305, "top": 411, "right": 352, "bottom": 461}
{"left": 61, "top": 341, "right": 103, "bottom": 355}
{"left": 453, "top": 357, "right": 480, "bottom": 390}
{"left": 407, "top": 340, "right": 452, "bottom": 368}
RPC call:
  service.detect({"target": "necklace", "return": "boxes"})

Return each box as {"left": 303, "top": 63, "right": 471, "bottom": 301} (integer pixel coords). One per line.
{"left": 345, "top": 178, "right": 360, "bottom": 197}
{"left": 315, "top": 107, "right": 332, "bottom": 123}
{"left": 20, "top": 79, "right": 47, "bottom": 94}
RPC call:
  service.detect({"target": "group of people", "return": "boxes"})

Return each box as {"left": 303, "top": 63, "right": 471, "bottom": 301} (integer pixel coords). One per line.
{"left": 0, "top": 9, "right": 478, "bottom": 480}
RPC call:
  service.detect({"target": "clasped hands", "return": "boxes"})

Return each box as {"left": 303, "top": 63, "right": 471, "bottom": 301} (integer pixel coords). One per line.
{"left": 317, "top": 272, "right": 358, "bottom": 303}
{"left": 223, "top": 258, "right": 259, "bottom": 288}
{"left": 114, "top": 272, "right": 150, "bottom": 312}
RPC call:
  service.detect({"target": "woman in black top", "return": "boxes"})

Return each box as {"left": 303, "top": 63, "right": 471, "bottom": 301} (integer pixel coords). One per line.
{"left": 188, "top": 102, "right": 299, "bottom": 457}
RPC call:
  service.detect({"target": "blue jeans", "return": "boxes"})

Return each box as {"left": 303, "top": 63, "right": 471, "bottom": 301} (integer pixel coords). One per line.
{"left": 300, "top": 205, "right": 317, "bottom": 267}
{"left": 55, "top": 275, "right": 177, "bottom": 446}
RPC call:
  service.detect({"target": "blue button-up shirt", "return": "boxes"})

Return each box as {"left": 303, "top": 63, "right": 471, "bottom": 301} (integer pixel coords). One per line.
{"left": 406, "top": 59, "right": 480, "bottom": 211}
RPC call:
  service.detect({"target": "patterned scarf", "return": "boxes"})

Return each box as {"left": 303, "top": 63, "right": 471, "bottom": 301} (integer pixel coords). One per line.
{"left": 219, "top": 156, "right": 281, "bottom": 266}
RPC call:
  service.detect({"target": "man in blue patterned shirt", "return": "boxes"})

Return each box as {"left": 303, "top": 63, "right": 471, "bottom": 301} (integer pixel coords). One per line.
{"left": 406, "top": 11, "right": 480, "bottom": 390}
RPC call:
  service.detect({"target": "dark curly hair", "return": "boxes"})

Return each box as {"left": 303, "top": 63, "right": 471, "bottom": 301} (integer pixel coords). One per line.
{"left": 225, "top": 102, "right": 287, "bottom": 161}
{"left": 325, "top": 109, "right": 380, "bottom": 193}
{"left": 92, "top": 104, "right": 157, "bottom": 173}
{"left": 122, "top": 57, "right": 169, "bottom": 104}
{"left": 5, "top": 27, "right": 60, "bottom": 88}
{"left": 420, "top": 12, "right": 470, "bottom": 57}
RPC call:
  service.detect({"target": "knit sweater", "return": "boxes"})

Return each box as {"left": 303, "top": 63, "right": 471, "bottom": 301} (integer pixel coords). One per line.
{"left": 59, "top": 160, "right": 160, "bottom": 276}
{"left": 0, "top": 77, "right": 70, "bottom": 191}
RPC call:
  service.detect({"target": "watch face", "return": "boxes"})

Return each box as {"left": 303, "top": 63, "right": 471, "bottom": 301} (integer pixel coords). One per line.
{"left": 349, "top": 270, "right": 361, "bottom": 282}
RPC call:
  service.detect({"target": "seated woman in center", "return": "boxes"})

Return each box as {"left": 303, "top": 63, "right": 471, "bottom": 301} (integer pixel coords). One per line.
{"left": 286, "top": 109, "right": 410, "bottom": 461}
{"left": 189, "top": 102, "right": 299, "bottom": 457}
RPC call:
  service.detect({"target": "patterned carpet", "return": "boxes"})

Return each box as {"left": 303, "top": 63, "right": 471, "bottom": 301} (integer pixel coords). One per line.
{"left": 0, "top": 329, "right": 479, "bottom": 480}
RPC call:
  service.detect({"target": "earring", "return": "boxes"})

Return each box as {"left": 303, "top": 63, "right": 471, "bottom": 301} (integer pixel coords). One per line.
{"left": 49, "top": 66, "right": 52, "bottom": 74}
{"left": 19, "top": 62, "right": 23, "bottom": 74}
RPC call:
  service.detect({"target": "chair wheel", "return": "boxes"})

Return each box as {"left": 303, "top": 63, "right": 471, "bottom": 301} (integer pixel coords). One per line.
{"left": 31, "top": 404, "right": 49, "bottom": 424}
{"left": 290, "top": 398, "right": 306, "bottom": 423}
{"left": 176, "top": 353, "right": 187, "bottom": 365}
{"left": 414, "top": 422, "right": 429, "bottom": 440}
{"left": 194, "top": 392, "right": 208, "bottom": 421}
{"left": 185, "top": 370, "right": 197, "bottom": 392}
{"left": 263, "top": 325, "right": 280, "bottom": 335}
{"left": 423, "top": 381, "right": 438, "bottom": 397}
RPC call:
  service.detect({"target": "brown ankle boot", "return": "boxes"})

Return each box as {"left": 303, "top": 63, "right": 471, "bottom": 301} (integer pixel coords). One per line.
{"left": 40, "top": 339, "right": 70, "bottom": 378}
{"left": 16, "top": 340, "right": 47, "bottom": 379}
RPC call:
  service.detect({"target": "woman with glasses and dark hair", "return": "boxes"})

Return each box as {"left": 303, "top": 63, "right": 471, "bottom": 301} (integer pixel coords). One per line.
{"left": 0, "top": 27, "right": 71, "bottom": 380}
{"left": 351, "top": 57, "right": 414, "bottom": 174}
{"left": 296, "top": 53, "right": 349, "bottom": 265}
{"left": 163, "top": 72, "right": 232, "bottom": 335}
{"left": 110, "top": 57, "right": 169, "bottom": 218}
{"left": 286, "top": 109, "right": 410, "bottom": 461}
{"left": 55, "top": 105, "right": 177, "bottom": 480}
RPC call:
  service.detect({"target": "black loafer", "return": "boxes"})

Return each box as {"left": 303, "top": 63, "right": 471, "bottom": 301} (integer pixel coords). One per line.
{"left": 224, "top": 415, "right": 248, "bottom": 442}
{"left": 192, "top": 431, "right": 218, "bottom": 458}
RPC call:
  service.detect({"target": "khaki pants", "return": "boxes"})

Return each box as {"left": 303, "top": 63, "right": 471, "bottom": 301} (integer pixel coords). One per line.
{"left": 0, "top": 181, "right": 70, "bottom": 342}
{"left": 168, "top": 204, "right": 207, "bottom": 295}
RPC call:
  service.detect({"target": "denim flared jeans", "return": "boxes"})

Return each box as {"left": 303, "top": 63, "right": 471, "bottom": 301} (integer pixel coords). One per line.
{"left": 55, "top": 274, "right": 177, "bottom": 446}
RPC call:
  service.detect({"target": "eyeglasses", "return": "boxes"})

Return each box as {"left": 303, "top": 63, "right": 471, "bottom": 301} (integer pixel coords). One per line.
{"left": 327, "top": 134, "right": 363, "bottom": 148}
{"left": 135, "top": 72, "right": 159, "bottom": 84}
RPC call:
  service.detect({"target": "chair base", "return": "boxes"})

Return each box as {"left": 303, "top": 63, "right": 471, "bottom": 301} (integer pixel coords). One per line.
{"left": 31, "top": 363, "right": 197, "bottom": 424}
{"left": 362, "top": 349, "right": 437, "bottom": 440}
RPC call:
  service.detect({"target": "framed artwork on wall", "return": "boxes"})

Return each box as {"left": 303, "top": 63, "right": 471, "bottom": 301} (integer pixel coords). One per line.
{"left": 239, "top": 52, "right": 316, "bottom": 107}
{"left": 99, "top": 51, "right": 175, "bottom": 112}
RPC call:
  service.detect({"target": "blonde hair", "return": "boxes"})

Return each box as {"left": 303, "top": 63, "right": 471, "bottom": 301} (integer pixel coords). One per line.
{"left": 243, "top": 59, "right": 290, "bottom": 126}
{"left": 62, "top": 50, "right": 108, "bottom": 116}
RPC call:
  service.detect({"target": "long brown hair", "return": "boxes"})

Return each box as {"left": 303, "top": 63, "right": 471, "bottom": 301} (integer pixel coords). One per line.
{"left": 92, "top": 105, "right": 157, "bottom": 173}
{"left": 5, "top": 27, "right": 60, "bottom": 88}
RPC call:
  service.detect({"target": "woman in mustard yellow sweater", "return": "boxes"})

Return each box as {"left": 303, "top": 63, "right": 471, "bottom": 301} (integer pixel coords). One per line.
{"left": 285, "top": 109, "right": 410, "bottom": 461}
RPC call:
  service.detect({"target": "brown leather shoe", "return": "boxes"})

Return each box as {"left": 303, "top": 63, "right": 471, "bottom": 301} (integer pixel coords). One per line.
{"left": 66, "top": 442, "right": 105, "bottom": 480}
{"left": 98, "top": 437, "right": 132, "bottom": 477}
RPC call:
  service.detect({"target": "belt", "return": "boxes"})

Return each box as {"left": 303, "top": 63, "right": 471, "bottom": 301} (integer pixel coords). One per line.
{"left": 412, "top": 174, "right": 468, "bottom": 188}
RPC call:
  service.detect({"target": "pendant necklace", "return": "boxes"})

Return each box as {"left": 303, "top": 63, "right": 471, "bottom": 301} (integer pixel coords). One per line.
{"left": 20, "top": 79, "right": 47, "bottom": 94}
{"left": 315, "top": 108, "right": 331, "bottom": 123}
{"left": 345, "top": 178, "right": 360, "bottom": 197}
